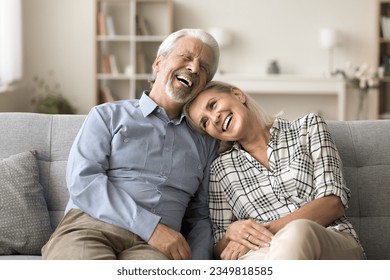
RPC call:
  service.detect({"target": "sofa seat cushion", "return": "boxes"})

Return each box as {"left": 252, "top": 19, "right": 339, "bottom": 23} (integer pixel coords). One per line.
{"left": 0, "top": 151, "right": 52, "bottom": 255}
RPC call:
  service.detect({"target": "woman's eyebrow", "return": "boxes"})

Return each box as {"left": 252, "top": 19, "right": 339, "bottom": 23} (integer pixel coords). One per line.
{"left": 205, "top": 97, "right": 215, "bottom": 109}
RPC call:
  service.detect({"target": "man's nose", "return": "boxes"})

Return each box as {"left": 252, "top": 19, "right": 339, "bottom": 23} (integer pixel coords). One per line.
{"left": 187, "top": 60, "right": 200, "bottom": 74}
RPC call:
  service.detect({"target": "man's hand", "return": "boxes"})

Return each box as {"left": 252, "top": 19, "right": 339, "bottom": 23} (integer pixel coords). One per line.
{"left": 148, "top": 223, "right": 192, "bottom": 260}
{"left": 220, "top": 240, "right": 250, "bottom": 260}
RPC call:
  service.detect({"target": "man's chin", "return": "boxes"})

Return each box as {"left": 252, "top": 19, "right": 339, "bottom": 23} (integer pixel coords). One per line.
{"left": 169, "top": 90, "right": 194, "bottom": 104}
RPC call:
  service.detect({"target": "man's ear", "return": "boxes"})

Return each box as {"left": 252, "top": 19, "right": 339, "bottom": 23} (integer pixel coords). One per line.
{"left": 152, "top": 55, "right": 163, "bottom": 72}
{"left": 231, "top": 88, "right": 246, "bottom": 104}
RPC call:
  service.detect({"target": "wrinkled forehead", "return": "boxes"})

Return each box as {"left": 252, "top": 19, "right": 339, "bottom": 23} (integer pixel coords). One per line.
{"left": 175, "top": 37, "right": 213, "bottom": 61}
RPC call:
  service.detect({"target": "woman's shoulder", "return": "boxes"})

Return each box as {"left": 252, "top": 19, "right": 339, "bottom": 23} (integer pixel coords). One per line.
{"left": 211, "top": 148, "right": 240, "bottom": 170}
{"left": 289, "top": 113, "right": 327, "bottom": 129}
{"left": 294, "top": 113, "right": 324, "bottom": 123}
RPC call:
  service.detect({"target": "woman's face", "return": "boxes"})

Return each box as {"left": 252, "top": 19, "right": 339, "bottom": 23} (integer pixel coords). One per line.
{"left": 188, "top": 88, "right": 249, "bottom": 142}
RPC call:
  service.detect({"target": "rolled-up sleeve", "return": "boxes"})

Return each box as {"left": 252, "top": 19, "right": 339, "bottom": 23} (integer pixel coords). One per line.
{"left": 308, "top": 114, "right": 350, "bottom": 207}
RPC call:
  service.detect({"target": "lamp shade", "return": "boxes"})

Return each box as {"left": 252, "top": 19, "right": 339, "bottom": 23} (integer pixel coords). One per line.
{"left": 208, "top": 27, "right": 232, "bottom": 49}
{"left": 319, "top": 28, "right": 337, "bottom": 49}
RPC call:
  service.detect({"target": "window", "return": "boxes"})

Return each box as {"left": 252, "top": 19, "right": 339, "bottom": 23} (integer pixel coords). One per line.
{"left": 0, "top": 0, "right": 22, "bottom": 92}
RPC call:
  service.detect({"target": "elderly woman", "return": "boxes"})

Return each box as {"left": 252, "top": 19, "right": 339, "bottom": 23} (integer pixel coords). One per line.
{"left": 184, "top": 81, "right": 365, "bottom": 260}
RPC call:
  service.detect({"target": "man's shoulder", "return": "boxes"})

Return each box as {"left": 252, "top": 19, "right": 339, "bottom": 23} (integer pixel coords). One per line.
{"left": 91, "top": 99, "right": 140, "bottom": 116}
{"left": 94, "top": 99, "right": 139, "bottom": 111}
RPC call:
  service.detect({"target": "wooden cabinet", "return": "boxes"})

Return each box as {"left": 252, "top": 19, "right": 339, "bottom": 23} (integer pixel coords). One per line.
{"left": 95, "top": 0, "right": 173, "bottom": 103}
{"left": 378, "top": 0, "right": 390, "bottom": 118}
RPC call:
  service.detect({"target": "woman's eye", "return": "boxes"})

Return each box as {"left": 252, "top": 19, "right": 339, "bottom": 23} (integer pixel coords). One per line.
{"left": 201, "top": 119, "right": 209, "bottom": 130}
{"left": 209, "top": 101, "right": 216, "bottom": 109}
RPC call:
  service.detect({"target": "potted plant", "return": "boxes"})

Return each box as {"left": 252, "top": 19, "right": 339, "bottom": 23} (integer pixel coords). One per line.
{"left": 31, "top": 71, "right": 75, "bottom": 114}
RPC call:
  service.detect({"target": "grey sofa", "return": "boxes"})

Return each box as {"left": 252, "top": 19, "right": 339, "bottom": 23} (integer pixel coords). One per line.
{"left": 0, "top": 112, "right": 389, "bottom": 259}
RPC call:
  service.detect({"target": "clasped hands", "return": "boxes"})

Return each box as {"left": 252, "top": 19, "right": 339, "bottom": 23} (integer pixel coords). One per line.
{"left": 221, "top": 219, "right": 274, "bottom": 260}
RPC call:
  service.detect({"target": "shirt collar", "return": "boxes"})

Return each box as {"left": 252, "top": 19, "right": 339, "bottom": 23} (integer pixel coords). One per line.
{"left": 139, "top": 91, "right": 158, "bottom": 117}
{"left": 270, "top": 117, "right": 290, "bottom": 135}
{"left": 139, "top": 91, "right": 186, "bottom": 124}
{"left": 232, "top": 117, "right": 288, "bottom": 151}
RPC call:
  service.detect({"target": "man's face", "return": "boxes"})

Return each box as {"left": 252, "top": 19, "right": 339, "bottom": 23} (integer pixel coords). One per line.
{"left": 153, "top": 36, "right": 214, "bottom": 104}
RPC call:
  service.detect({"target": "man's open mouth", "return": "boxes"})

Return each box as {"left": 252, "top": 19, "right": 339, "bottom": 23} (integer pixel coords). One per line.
{"left": 176, "top": 75, "right": 193, "bottom": 88}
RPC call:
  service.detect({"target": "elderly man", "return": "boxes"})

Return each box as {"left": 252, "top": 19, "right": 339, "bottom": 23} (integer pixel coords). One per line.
{"left": 42, "top": 29, "right": 220, "bottom": 260}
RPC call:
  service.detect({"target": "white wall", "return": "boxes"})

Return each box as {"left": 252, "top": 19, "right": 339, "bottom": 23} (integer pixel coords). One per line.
{"left": 173, "top": 0, "right": 378, "bottom": 120}
{"left": 174, "top": 0, "right": 377, "bottom": 75}
{"left": 0, "top": 0, "right": 379, "bottom": 117}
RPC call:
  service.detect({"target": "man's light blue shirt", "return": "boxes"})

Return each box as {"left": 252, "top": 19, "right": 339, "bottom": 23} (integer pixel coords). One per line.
{"left": 65, "top": 92, "right": 219, "bottom": 259}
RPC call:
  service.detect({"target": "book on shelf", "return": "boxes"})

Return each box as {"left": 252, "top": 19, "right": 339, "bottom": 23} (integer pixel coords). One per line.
{"left": 101, "top": 54, "right": 119, "bottom": 74}
{"left": 97, "top": 12, "right": 107, "bottom": 36}
{"left": 136, "top": 49, "right": 153, "bottom": 74}
{"left": 136, "top": 50, "right": 147, "bottom": 74}
{"left": 106, "top": 16, "right": 116, "bottom": 36}
{"left": 381, "top": 16, "right": 390, "bottom": 39}
{"left": 136, "top": 14, "right": 150, "bottom": 35}
{"left": 109, "top": 54, "right": 119, "bottom": 74}
{"left": 101, "top": 55, "right": 111, "bottom": 74}
{"left": 100, "top": 86, "right": 115, "bottom": 103}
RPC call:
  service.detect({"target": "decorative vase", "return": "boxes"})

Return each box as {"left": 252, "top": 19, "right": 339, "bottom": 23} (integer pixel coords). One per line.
{"left": 356, "top": 89, "right": 368, "bottom": 120}
{"left": 267, "top": 60, "right": 280, "bottom": 74}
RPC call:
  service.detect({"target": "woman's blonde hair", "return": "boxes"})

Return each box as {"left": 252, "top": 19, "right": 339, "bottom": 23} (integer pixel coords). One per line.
{"left": 184, "top": 80, "right": 276, "bottom": 153}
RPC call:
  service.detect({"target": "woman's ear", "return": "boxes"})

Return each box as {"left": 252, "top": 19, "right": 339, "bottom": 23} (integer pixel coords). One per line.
{"left": 231, "top": 88, "right": 246, "bottom": 104}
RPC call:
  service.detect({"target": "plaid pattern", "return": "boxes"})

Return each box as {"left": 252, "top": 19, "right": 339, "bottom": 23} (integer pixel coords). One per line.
{"left": 209, "top": 113, "right": 360, "bottom": 245}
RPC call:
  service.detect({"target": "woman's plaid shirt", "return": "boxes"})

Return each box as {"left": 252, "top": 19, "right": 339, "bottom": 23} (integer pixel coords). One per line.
{"left": 209, "top": 113, "right": 360, "bottom": 245}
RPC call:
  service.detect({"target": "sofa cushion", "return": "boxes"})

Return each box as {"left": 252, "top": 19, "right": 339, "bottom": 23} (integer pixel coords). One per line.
{"left": 0, "top": 151, "right": 52, "bottom": 255}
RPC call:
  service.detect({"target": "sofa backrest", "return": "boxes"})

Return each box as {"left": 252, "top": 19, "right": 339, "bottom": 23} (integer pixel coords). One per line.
{"left": 328, "top": 120, "right": 390, "bottom": 260}
{"left": 0, "top": 113, "right": 85, "bottom": 230}
{"left": 0, "top": 113, "right": 389, "bottom": 259}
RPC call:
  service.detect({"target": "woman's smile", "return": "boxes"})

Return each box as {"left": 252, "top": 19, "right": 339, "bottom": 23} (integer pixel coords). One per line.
{"left": 222, "top": 113, "right": 233, "bottom": 132}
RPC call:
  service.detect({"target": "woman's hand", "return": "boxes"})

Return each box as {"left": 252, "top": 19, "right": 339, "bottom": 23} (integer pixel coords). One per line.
{"left": 225, "top": 219, "right": 273, "bottom": 250}
{"left": 220, "top": 240, "right": 250, "bottom": 260}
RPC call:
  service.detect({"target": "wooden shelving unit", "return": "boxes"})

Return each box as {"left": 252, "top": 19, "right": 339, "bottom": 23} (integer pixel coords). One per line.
{"left": 95, "top": 0, "right": 173, "bottom": 103}
{"left": 378, "top": 0, "right": 390, "bottom": 118}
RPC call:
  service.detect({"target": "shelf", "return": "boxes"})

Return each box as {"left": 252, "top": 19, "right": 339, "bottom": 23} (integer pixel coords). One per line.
{"left": 378, "top": 1, "right": 390, "bottom": 118}
{"left": 379, "top": 112, "right": 390, "bottom": 119}
{"left": 95, "top": 0, "right": 173, "bottom": 102}
{"left": 380, "top": 76, "right": 390, "bottom": 82}
{"left": 97, "top": 35, "right": 131, "bottom": 41}
{"left": 215, "top": 74, "right": 347, "bottom": 121}
{"left": 97, "top": 73, "right": 152, "bottom": 80}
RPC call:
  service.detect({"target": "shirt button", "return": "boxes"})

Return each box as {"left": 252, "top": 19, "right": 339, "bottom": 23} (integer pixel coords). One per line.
{"left": 123, "top": 138, "right": 129, "bottom": 143}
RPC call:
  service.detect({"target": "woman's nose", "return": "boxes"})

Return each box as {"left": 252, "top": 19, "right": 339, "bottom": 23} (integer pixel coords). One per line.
{"left": 210, "top": 112, "right": 220, "bottom": 124}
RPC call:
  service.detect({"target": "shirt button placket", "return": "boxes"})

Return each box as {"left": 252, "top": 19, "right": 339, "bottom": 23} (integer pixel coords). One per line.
{"left": 161, "top": 122, "right": 174, "bottom": 177}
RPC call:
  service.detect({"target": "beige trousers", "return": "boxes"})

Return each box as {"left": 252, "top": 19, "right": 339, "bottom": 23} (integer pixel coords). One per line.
{"left": 239, "top": 219, "right": 365, "bottom": 260}
{"left": 41, "top": 209, "right": 168, "bottom": 260}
